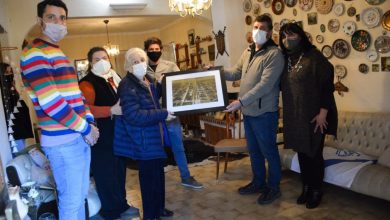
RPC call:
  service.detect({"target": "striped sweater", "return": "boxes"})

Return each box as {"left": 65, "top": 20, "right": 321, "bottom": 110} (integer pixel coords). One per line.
{"left": 20, "top": 38, "right": 94, "bottom": 137}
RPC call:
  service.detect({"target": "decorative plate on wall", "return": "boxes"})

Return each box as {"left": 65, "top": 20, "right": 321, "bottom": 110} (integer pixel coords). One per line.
{"left": 333, "top": 3, "right": 345, "bottom": 16}
{"left": 243, "top": 0, "right": 253, "bottom": 12}
{"left": 365, "top": 0, "right": 385, "bottom": 5}
{"left": 322, "top": 45, "right": 333, "bottom": 59}
{"left": 374, "top": 35, "right": 390, "bottom": 53}
{"left": 253, "top": 3, "right": 261, "bottom": 15}
{"left": 272, "top": 0, "right": 285, "bottom": 15}
{"left": 382, "top": 10, "right": 390, "bottom": 31}
{"left": 328, "top": 19, "right": 340, "bottom": 33}
{"left": 274, "top": 22, "right": 281, "bottom": 32}
{"left": 332, "top": 39, "right": 350, "bottom": 59}
{"left": 316, "top": 35, "right": 324, "bottom": 44}
{"left": 293, "top": 8, "right": 298, "bottom": 16}
{"left": 366, "top": 49, "right": 379, "bottom": 62}
{"left": 347, "top": 7, "right": 356, "bottom": 17}
{"left": 342, "top": 21, "right": 356, "bottom": 36}
{"left": 298, "top": 0, "right": 313, "bottom": 11}
{"left": 320, "top": 24, "right": 326, "bottom": 32}
{"left": 351, "top": 30, "right": 371, "bottom": 52}
{"left": 335, "top": 65, "right": 347, "bottom": 79}
{"left": 315, "top": 0, "right": 333, "bottom": 15}
{"left": 361, "top": 7, "right": 381, "bottom": 28}
{"left": 245, "top": 15, "right": 253, "bottom": 25}
{"left": 359, "top": 63, "right": 369, "bottom": 74}
{"left": 284, "top": 0, "right": 297, "bottom": 7}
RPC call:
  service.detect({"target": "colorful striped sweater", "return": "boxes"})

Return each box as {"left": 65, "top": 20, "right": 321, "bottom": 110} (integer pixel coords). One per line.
{"left": 20, "top": 38, "right": 94, "bottom": 137}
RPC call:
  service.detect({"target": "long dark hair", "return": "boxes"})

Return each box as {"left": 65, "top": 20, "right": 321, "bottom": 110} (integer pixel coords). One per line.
{"left": 279, "top": 23, "right": 313, "bottom": 55}
{"left": 86, "top": 47, "right": 110, "bottom": 73}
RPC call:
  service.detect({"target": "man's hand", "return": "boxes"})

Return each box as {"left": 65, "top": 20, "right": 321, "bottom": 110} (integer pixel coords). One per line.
{"left": 166, "top": 111, "right": 176, "bottom": 121}
{"left": 84, "top": 125, "right": 100, "bottom": 146}
{"left": 311, "top": 108, "right": 328, "bottom": 134}
{"left": 158, "top": 74, "right": 164, "bottom": 84}
{"left": 224, "top": 100, "right": 242, "bottom": 112}
{"left": 110, "top": 100, "right": 122, "bottom": 116}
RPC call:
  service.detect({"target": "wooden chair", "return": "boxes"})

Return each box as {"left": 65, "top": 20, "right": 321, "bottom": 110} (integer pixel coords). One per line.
{"left": 213, "top": 111, "right": 247, "bottom": 179}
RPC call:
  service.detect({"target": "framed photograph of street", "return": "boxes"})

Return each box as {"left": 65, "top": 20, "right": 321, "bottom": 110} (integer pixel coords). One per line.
{"left": 162, "top": 67, "right": 228, "bottom": 115}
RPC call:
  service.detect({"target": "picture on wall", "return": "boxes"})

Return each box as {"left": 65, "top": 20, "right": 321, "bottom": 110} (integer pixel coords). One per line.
{"left": 381, "top": 57, "right": 390, "bottom": 71}
{"left": 372, "top": 64, "right": 380, "bottom": 72}
{"left": 188, "top": 29, "right": 195, "bottom": 47}
{"left": 307, "top": 12, "right": 317, "bottom": 25}
{"left": 208, "top": 44, "right": 215, "bottom": 61}
{"left": 162, "top": 67, "right": 228, "bottom": 115}
{"left": 74, "top": 59, "right": 89, "bottom": 80}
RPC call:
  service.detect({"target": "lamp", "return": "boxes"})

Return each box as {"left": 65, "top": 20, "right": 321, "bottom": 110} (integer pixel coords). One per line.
{"left": 103, "top": 20, "right": 120, "bottom": 56}
{"left": 169, "top": 0, "right": 212, "bottom": 17}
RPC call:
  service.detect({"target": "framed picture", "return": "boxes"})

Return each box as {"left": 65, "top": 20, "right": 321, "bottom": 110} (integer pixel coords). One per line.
{"left": 188, "top": 29, "right": 195, "bottom": 47}
{"left": 381, "top": 57, "right": 390, "bottom": 72}
{"left": 208, "top": 44, "right": 215, "bottom": 61}
{"left": 307, "top": 12, "right": 317, "bottom": 25}
{"left": 162, "top": 67, "right": 228, "bottom": 115}
{"left": 74, "top": 59, "right": 89, "bottom": 80}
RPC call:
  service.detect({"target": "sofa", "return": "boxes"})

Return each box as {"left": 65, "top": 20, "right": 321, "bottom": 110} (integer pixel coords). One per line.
{"left": 279, "top": 111, "right": 390, "bottom": 201}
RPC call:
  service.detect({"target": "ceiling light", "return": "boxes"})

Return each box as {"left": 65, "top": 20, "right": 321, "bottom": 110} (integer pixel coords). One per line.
{"left": 169, "top": 0, "right": 212, "bottom": 17}
{"left": 103, "top": 20, "right": 120, "bottom": 57}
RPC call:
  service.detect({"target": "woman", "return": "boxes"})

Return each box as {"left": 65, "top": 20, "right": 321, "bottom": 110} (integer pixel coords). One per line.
{"left": 113, "top": 48, "right": 174, "bottom": 220}
{"left": 79, "top": 47, "right": 138, "bottom": 219}
{"left": 279, "top": 23, "right": 338, "bottom": 209}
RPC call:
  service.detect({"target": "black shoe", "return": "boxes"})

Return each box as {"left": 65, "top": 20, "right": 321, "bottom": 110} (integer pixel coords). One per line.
{"left": 257, "top": 188, "right": 281, "bottom": 205}
{"left": 160, "top": 208, "right": 174, "bottom": 217}
{"left": 306, "top": 190, "right": 323, "bottom": 209}
{"left": 238, "top": 182, "right": 267, "bottom": 195}
{"left": 296, "top": 185, "right": 309, "bottom": 204}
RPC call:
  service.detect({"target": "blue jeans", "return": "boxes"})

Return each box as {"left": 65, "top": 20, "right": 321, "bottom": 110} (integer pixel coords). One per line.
{"left": 243, "top": 112, "right": 281, "bottom": 190}
{"left": 42, "top": 136, "right": 91, "bottom": 220}
{"left": 166, "top": 119, "right": 191, "bottom": 180}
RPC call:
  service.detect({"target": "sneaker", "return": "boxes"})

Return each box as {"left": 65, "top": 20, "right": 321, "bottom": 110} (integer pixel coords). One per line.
{"left": 238, "top": 182, "right": 267, "bottom": 195}
{"left": 257, "top": 188, "right": 281, "bottom": 205}
{"left": 181, "top": 176, "right": 204, "bottom": 189}
{"left": 120, "top": 206, "right": 139, "bottom": 218}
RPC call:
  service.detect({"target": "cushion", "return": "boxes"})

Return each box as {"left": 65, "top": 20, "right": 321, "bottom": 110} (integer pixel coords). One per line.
{"left": 378, "top": 146, "right": 390, "bottom": 168}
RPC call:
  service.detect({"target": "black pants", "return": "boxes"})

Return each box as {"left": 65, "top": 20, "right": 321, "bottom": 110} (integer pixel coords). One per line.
{"left": 91, "top": 145, "right": 129, "bottom": 219}
{"left": 297, "top": 135, "right": 325, "bottom": 190}
{"left": 138, "top": 158, "right": 166, "bottom": 219}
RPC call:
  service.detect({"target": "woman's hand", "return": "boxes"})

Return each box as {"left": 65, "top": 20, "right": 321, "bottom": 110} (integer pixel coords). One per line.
{"left": 311, "top": 108, "right": 328, "bottom": 134}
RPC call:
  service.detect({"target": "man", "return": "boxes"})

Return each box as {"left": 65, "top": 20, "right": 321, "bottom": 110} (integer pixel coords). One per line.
{"left": 224, "top": 14, "right": 284, "bottom": 204}
{"left": 20, "top": 1, "right": 99, "bottom": 219}
{"left": 144, "top": 37, "right": 203, "bottom": 189}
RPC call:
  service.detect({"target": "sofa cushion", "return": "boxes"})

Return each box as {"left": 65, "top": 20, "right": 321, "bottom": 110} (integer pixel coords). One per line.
{"left": 378, "top": 147, "right": 390, "bottom": 168}
{"left": 350, "top": 164, "right": 390, "bottom": 201}
{"left": 337, "top": 111, "right": 390, "bottom": 158}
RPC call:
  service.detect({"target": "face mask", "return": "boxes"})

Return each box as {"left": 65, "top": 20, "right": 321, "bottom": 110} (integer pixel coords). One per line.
{"left": 132, "top": 62, "right": 147, "bottom": 80}
{"left": 283, "top": 38, "right": 301, "bottom": 51}
{"left": 43, "top": 22, "right": 67, "bottom": 42}
{"left": 147, "top": 51, "right": 162, "bottom": 63}
{"left": 252, "top": 29, "right": 268, "bottom": 45}
{"left": 92, "top": 59, "right": 111, "bottom": 78}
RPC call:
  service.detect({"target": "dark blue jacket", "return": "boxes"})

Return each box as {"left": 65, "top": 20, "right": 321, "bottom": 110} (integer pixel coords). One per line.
{"left": 113, "top": 73, "right": 169, "bottom": 160}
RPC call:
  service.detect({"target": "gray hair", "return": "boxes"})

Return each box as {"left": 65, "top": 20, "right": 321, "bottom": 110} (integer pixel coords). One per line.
{"left": 124, "top": 47, "right": 148, "bottom": 73}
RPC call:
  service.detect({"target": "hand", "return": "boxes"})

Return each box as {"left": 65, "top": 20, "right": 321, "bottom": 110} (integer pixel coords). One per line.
{"left": 204, "top": 64, "right": 213, "bottom": 70}
{"left": 166, "top": 111, "right": 176, "bottom": 121}
{"left": 110, "top": 100, "right": 122, "bottom": 115}
{"left": 158, "top": 74, "right": 165, "bottom": 84}
{"left": 311, "top": 108, "right": 328, "bottom": 134}
{"left": 84, "top": 125, "right": 100, "bottom": 146}
{"left": 224, "top": 100, "right": 242, "bottom": 112}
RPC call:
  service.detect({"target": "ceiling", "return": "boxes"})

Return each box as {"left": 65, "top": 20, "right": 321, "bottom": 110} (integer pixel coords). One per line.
{"left": 28, "top": 15, "right": 184, "bottom": 37}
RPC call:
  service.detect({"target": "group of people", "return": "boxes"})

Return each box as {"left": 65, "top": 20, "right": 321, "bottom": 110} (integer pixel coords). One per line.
{"left": 18, "top": 0, "right": 337, "bottom": 219}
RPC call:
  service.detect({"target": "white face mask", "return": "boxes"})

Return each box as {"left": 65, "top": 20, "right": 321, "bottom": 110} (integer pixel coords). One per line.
{"left": 43, "top": 22, "right": 67, "bottom": 42}
{"left": 252, "top": 29, "right": 268, "bottom": 45}
{"left": 132, "top": 62, "right": 147, "bottom": 80}
{"left": 92, "top": 59, "right": 111, "bottom": 78}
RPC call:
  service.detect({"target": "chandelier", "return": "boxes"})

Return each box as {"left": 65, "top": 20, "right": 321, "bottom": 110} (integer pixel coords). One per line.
{"left": 103, "top": 20, "right": 120, "bottom": 56}
{"left": 169, "top": 0, "right": 212, "bottom": 17}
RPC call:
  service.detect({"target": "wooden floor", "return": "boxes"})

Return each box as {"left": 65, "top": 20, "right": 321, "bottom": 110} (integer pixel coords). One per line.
{"left": 92, "top": 156, "right": 390, "bottom": 220}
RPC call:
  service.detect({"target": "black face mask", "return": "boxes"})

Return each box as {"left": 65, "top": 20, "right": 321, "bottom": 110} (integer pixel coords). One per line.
{"left": 147, "top": 51, "right": 162, "bottom": 62}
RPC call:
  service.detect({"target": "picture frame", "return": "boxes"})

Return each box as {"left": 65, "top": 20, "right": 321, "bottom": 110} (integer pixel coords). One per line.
{"left": 162, "top": 66, "right": 228, "bottom": 115}
{"left": 307, "top": 12, "right": 317, "bottom": 25}
{"left": 188, "top": 29, "right": 195, "bottom": 48}
{"left": 208, "top": 44, "right": 215, "bottom": 61}
{"left": 74, "top": 59, "right": 89, "bottom": 80}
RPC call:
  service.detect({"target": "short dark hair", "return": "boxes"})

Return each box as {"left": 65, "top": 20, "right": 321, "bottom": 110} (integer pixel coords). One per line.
{"left": 144, "top": 37, "right": 163, "bottom": 50}
{"left": 254, "top": 14, "right": 273, "bottom": 31}
{"left": 0, "top": 63, "right": 11, "bottom": 75}
{"left": 86, "top": 47, "right": 109, "bottom": 72}
{"left": 37, "top": 0, "right": 68, "bottom": 18}
{"left": 279, "top": 22, "right": 313, "bottom": 54}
